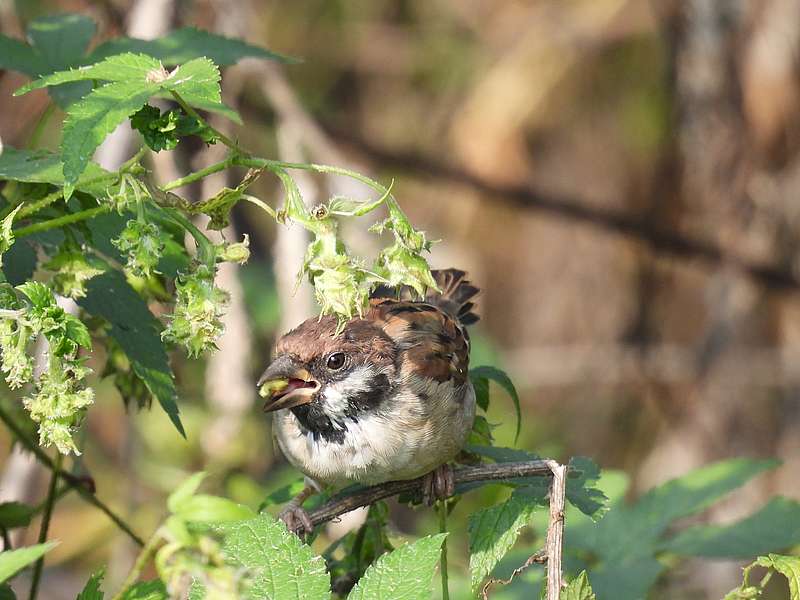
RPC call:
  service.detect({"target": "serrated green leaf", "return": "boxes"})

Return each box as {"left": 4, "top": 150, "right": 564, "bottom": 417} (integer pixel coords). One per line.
{"left": 0, "top": 205, "right": 22, "bottom": 268}
{"left": 469, "top": 366, "right": 521, "bottom": 442}
{"left": 0, "top": 502, "right": 34, "bottom": 529}
{"left": 0, "top": 147, "right": 113, "bottom": 194}
{"left": 218, "top": 515, "right": 331, "bottom": 600}
{"left": 120, "top": 580, "right": 167, "bottom": 600}
{"left": 468, "top": 495, "right": 535, "bottom": 592}
{"left": 663, "top": 496, "right": 800, "bottom": 558}
{"left": 61, "top": 80, "right": 157, "bottom": 197}
{"left": 0, "top": 34, "right": 44, "bottom": 76}
{"left": 563, "top": 571, "right": 596, "bottom": 600}
{"left": 173, "top": 495, "right": 255, "bottom": 523}
{"left": 16, "top": 281, "right": 53, "bottom": 309}
{"left": 757, "top": 554, "right": 800, "bottom": 599}
{"left": 187, "top": 580, "right": 205, "bottom": 600}
{"left": 347, "top": 533, "right": 446, "bottom": 600}
{"left": 0, "top": 542, "right": 58, "bottom": 583}
{"left": 160, "top": 57, "right": 221, "bottom": 104}
{"left": 15, "top": 53, "right": 161, "bottom": 95}
{"left": 76, "top": 569, "right": 105, "bottom": 600}
{"left": 168, "top": 472, "right": 207, "bottom": 513}
{"left": 565, "top": 457, "right": 608, "bottom": 521}
{"left": 77, "top": 270, "right": 184, "bottom": 436}
{"left": 88, "top": 27, "right": 295, "bottom": 66}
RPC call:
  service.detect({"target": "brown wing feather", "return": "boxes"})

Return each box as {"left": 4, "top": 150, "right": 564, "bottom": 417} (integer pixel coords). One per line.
{"left": 368, "top": 299, "right": 470, "bottom": 385}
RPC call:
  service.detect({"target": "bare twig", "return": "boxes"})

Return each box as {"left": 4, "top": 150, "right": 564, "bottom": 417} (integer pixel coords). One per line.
{"left": 304, "top": 460, "right": 551, "bottom": 529}
{"left": 480, "top": 550, "right": 547, "bottom": 600}
{"left": 545, "top": 461, "right": 568, "bottom": 600}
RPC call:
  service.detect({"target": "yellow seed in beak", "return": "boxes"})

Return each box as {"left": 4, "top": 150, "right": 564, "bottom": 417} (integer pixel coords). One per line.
{"left": 259, "top": 378, "right": 289, "bottom": 398}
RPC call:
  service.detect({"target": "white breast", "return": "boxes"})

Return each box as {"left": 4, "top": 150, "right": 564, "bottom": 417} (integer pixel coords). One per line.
{"left": 272, "top": 378, "right": 476, "bottom": 487}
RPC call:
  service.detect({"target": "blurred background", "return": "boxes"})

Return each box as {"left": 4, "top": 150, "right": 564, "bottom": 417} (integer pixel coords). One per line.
{"left": 2, "top": 0, "right": 800, "bottom": 598}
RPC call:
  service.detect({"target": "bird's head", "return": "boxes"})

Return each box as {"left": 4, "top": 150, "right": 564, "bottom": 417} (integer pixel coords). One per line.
{"left": 258, "top": 316, "right": 396, "bottom": 433}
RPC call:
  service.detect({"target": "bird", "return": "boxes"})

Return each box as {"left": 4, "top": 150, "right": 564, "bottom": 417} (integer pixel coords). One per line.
{"left": 257, "top": 268, "right": 480, "bottom": 534}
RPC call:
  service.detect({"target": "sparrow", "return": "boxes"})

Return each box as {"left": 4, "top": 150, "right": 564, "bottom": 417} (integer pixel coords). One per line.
{"left": 257, "top": 268, "right": 479, "bottom": 534}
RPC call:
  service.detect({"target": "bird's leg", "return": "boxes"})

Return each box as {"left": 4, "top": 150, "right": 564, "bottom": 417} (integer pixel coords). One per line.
{"left": 279, "top": 484, "right": 316, "bottom": 536}
{"left": 421, "top": 463, "right": 455, "bottom": 506}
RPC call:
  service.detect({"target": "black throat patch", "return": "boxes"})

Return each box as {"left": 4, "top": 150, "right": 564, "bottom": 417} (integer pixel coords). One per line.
{"left": 290, "top": 373, "right": 391, "bottom": 444}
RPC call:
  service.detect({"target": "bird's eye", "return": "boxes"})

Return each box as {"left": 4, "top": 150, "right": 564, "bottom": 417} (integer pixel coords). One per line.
{"left": 326, "top": 352, "right": 346, "bottom": 370}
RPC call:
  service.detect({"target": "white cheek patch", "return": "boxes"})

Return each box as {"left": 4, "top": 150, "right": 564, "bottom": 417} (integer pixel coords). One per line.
{"left": 322, "top": 365, "right": 374, "bottom": 418}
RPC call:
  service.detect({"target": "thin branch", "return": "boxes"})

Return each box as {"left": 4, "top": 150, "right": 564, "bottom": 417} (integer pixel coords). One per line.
{"left": 304, "top": 460, "right": 552, "bottom": 530}
{"left": 28, "top": 453, "right": 61, "bottom": 600}
{"left": 545, "top": 461, "right": 567, "bottom": 600}
{"left": 0, "top": 404, "right": 145, "bottom": 546}
{"left": 480, "top": 550, "right": 547, "bottom": 600}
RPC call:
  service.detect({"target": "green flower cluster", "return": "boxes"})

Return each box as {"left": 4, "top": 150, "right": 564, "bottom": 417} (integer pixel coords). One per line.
{"left": 162, "top": 264, "right": 230, "bottom": 357}
{"left": 0, "top": 282, "right": 93, "bottom": 454}
{"left": 0, "top": 319, "right": 32, "bottom": 387}
{"left": 371, "top": 206, "right": 438, "bottom": 297}
{"left": 23, "top": 358, "right": 94, "bottom": 455}
{"left": 43, "top": 246, "right": 105, "bottom": 299}
{"left": 113, "top": 219, "right": 168, "bottom": 278}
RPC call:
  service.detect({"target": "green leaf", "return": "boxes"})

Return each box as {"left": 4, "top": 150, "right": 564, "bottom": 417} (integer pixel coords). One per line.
{"left": 347, "top": 533, "right": 446, "bottom": 600}
{"left": 0, "top": 502, "right": 34, "bottom": 529}
{"left": 218, "top": 515, "right": 331, "bottom": 600}
{"left": 16, "top": 281, "right": 53, "bottom": 309}
{"left": 0, "top": 34, "right": 44, "bottom": 76}
{"left": 76, "top": 569, "right": 105, "bottom": 600}
{"left": 77, "top": 270, "right": 184, "bottom": 436}
{"left": 60, "top": 80, "right": 157, "bottom": 197}
{"left": 0, "top": 206, "right": 22, "bottom": 268}
{"left": 167, "top": 472, "right": 207, "bottom": 513}
{"left": 0, "top": 583, "right": 15, "bottom": 600}
{"left": 1, "top": 238, "right": 37, "bottom": 286}
{"left": 26, "top": 14, "right": 95, "bottom": 70}
{"left": 471, "top": 374, "right": 490, "bottom": 411}
{"left": 0, "top": 542, "right": 58, "bottom": 583}
{"left": 663, "top": 496, "right": 800, "bottom": 558}
{"left": 15, "top": 53, "right": 161, "bottom": 96}
{"left": 757, "top": 554, "right": 800, "bottom": 599}
{"left": 25, "top": 14, "right": 96, "bottom": 106}
{"left": 586, "top": 458, "right": 780, "bottom": 563}
{"left": 469, "top": 366, "right": 521, "bottom": 442}
{"left": 0, "top": 148, "right": 112, "bottom": 193}
{"left": 160, "top": 57, "right": 222, "bottom": 106}
{"left": 187, "top": 580, "right": 205, "bottom": 600}
{"left": 88, "top": 27, "right": 295, "bottom": 66}
{"left": 120, "top": 580, "right": 168, "bottom": 600}
{"left": 173, "top": 495, "right": 255, "bottom": 523}
{"left": 565, "top": 457, "right": 608, "bottom": 521}
{"left": 563, "top": 571, "right": 596, "bottom": 600}
{"left": 468, "top": 495, "right": 535, "bottom": 592}
{"left": 189, "top": 168, "right": 263, "bottom": 230}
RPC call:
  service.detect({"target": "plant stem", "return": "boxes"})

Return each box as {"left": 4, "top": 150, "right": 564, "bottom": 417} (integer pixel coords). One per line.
{"left": 437, "top": 501, "right": 450, "bottom": 600}
{"left": 162, "top": 157, "right": 233, "bottom": 191}
{"left": 110, "top": 530, "right": 162, "bottom": 600}
{"left": 0, "top": 403, "right": 144, "bottom": 546}
{"left": 169, "top": 90, "right": 240, "bottom": 151}
{"left": 14, "top": 205, "right": 111, "bottom": 238}
{"left": 28, "top": 453, "right": 61, "bottom": 600}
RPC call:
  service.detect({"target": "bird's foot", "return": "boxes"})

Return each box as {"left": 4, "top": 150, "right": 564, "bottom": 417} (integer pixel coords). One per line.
{"left": 279, "top": 504, "right": 314, "bottom": 537}
{"left": 422, "top": 463, "right": 455, "bottom": 506}
{"left": 279, "top": 483, "right": 317, "bottom": 537}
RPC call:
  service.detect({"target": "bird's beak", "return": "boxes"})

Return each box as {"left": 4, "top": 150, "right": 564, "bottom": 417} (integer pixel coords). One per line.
{"left": 257, "top": 354, "right": 320, "bottom": 413}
